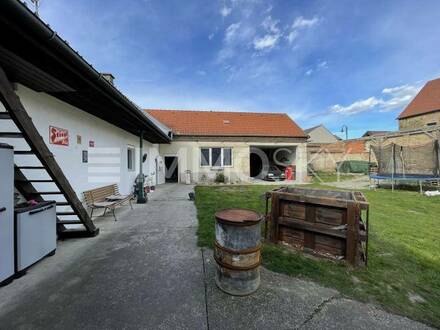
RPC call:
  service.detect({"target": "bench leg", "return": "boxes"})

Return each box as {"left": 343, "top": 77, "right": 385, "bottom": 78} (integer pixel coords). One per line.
{"left": 112, "top": 208, "right": 117, "bottom": 222}
{"left": 90, "top": 208, "right": 94, "bottom": 219}
{"left": 129, "top": 199, "right": 133, "bottom": 210}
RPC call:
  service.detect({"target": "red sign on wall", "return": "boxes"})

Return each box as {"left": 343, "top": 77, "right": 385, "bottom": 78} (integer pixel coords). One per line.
{"left": 49, "top": 126, "right": 69, "bottom": 146}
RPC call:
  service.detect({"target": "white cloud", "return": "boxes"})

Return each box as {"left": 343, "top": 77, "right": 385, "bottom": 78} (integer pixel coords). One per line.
{"left": 292, "top": 16, "right": 320, "bottom": 29}
{"left": 253, "top": 16, "right": 281, "bottom": 51}
{"left": 220, "top": 6, "right": 232, "bottom": 17}
{"left": 317, "top": 60, "right": 328, "bottom": 69}
{"left": 286, "top": 30, "right": 299, "bottom": 44}
{"left": 331, "top": 97, "right": 382, "bottom": 115}
{"left": 208, "top": 33, "right": 215, "bottom": 40}
{"left": 305, "top": 69, "right": 313, "bottom": 76}
{"left": 224, "top": 22, "right": 241, "bottom": 42}
{"left": 287, "top": 16, "right": 320, "bottom": 44}
{"left": 253, "top": 34, "right": 280, "bottom": 50}
{"left": 330, "top": 83, "right": 421, "bottom": 115}
{"left": 196, "top": 70, "right": 207, "bottom": 76}
{"left": 262, "top": 16, "right": 280, "bottom": 34}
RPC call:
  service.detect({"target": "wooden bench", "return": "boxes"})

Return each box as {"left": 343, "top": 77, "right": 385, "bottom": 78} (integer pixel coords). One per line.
{"left": 83, "top": 184, "right": 134, "bottom": 221}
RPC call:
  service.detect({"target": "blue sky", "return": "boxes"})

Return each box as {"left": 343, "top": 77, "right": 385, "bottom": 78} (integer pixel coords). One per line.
{"left": 27, "top": 0, "right": 440, "bottom": 138}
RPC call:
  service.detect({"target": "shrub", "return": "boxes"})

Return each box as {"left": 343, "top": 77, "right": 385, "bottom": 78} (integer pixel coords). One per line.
{"left": 215, "top": 172, "right": 225, "bottom": 183}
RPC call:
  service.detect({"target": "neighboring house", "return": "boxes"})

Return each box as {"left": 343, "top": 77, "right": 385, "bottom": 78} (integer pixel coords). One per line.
{"left": 0, "top": 1, "right": 171, "bottom": 199}
{"left": 304, "top": 124, "right": 339, "bottom": 144}
{"left": 145, "top": 110, "right": 308, "bottom": 183}
{"left": 398, "top": 78, "right": 440, "bottom": 130}
{"left": 362, "top": 131, "right": 390, "bottom": 137}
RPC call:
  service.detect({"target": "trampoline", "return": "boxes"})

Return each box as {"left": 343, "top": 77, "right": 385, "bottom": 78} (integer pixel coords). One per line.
{"left": 369, "top": 140, "right": 440, "bottom": 193}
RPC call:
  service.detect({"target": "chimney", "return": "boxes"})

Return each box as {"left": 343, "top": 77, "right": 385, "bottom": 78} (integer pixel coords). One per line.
{"left": 101, "top": 73, "right": 115, "bottom": 85}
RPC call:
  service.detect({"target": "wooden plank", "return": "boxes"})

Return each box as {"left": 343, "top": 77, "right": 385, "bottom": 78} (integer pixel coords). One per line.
{"left": 277, "top": 191, "right": 350, "bottom": 209}
{"left": 0, "top": 65, "right": 98, "bottom": 236}
{"left": 14, "top": 150, "right": 34, "bottom": 155}
{"left": 0, "top": 112, "right": 11, "bottom": 119}
{"left": 30, "top": 191, "right": 62, "bottom": 195}
{"left": 57, "top": 220, "right": 83, "bottom": 225}
{"left": 0, "top": 132, "right": 23, "bottom": 138}
{"left": 270, "top": 193, "right": 280, "bottom": 242}
{"left": 16, "top": 166, "right": 45, "bottom": 169}
{"left": 56, "top": 202, "right": 70, "bottom": 206}
{"left": 315, "top": 207, "right": 344, "bottom": 226}
{"left": 345, "top": 202, "right": 358, "bottom": 265}
{"left": 304, "top": 203, "right": 316, "bottom": 251}
{"left": 277, "top": 217, "right": 347, "bottom": 239}
{"left": 15, "top": 179, "right": 54, "bottom": 183}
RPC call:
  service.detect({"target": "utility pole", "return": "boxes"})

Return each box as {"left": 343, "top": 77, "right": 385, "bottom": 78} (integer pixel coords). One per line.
{"left": 31, "top": 0, "right": 41, "bottom": 17}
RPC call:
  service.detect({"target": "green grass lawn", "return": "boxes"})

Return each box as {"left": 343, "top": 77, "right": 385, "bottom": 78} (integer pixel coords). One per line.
{"left": 311, "top": 171, "right": 359, "bottom": 183}
{"left": 195, "top": 184, "right": 440, "bottom": 327}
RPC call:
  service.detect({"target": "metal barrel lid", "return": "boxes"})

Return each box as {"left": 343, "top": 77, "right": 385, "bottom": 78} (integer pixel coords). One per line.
{"left": 215, "top": 208, "right": 263, "bottom": 226}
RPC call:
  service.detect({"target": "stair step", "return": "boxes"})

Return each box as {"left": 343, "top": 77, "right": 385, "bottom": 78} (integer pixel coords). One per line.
{"left": 15, "top": 179, "right": 54, "bottom": 183}
{"left": 57, "top": 220, "right": 82, "bottom": 224}
{"left": 0, "top": 113, "right": 11, "bottom": 120}
{"left": 14, "top": 150, "right": 34, "bottom": 155}
{"left": 29, "top": 191, "right": 63, "bottom": 195}
{"left": 58, "top": 227, "right": 100, "bottom": 239}
{"left": 16, "top": 166, "right": 45, "bottom": 170}
{"left": 0, "top": 132, "right": 23, "bottom": 138}
{"left": 56, "top": 212, "right": 76, "bottom": 216}
{"left": 56, "top": 202, "right": 70, "bottom": 206}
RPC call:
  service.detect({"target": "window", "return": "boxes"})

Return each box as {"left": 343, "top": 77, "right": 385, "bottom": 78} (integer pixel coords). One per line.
{"left": 223, "top": 148, "right": 232, "bottom": 166}
{"left": 127, "top": 146, "right": 135, "bottom": 171}
{"left": 201, "top": 148, "right": 210, "bottom": 166}
{"left": 200, "top": 147, "right": 232, "bottom": 167}
{"left": 212, "top": 148, "right": 222, "bottom": 167}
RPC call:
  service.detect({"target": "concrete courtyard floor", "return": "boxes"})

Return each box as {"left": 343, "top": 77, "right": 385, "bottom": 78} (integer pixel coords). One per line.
{"left": 0, "top": 184, "right": 432, "bottom": 329}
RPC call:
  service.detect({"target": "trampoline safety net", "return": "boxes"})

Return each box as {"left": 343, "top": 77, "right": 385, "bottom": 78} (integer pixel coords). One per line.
{"left": 371, "top": 140, "right": 440, "bottom": 176}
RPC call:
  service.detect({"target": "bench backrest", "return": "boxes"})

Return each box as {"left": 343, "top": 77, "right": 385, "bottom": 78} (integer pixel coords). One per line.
{"left": 83, "top": 184, "right": 118, "bottom": 207}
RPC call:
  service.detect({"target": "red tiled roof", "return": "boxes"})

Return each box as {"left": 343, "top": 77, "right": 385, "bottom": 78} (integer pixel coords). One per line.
{"left": 145, "top": 109, "right": 307, "bottom": 138}
{"left": 398, "top": 78, "right": 440, "bottom": 119}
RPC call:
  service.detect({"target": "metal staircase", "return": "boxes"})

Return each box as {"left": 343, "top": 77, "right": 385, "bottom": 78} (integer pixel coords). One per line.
{"left": 0, "top": 66, "right": 98, "bottom": 238}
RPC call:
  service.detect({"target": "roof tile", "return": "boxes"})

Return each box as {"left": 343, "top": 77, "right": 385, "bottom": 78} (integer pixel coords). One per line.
{"left": 145, "top": 109, "right": 306, "bottom": 138}
{"left": 398, "top": 78, "right": 440, "bottom": 119}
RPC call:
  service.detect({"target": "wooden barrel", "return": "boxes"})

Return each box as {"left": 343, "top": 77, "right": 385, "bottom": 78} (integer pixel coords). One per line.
{"left": 214, "top": 208, "right": 263, "bottom": 296}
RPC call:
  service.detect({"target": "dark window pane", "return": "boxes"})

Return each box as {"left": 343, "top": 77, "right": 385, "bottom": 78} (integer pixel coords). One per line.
{"left": 212, "top": 148, "right": 221, "bottom": 166}
{"left": 201, "top": 148, "right": 210, "bottom": 166}
{"left": 128, "top": 148, "right": 134, "bottom": 170}
{"left": 223, "top": 148, "right": 231, "bottom": 166}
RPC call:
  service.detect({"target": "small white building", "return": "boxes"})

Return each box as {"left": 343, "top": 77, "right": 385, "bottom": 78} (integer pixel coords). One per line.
{"left": 146, "top": 110, "right": 308, "bottom": 184}
{"left": 304, "top": 124, "right": 339, "bottom": 144}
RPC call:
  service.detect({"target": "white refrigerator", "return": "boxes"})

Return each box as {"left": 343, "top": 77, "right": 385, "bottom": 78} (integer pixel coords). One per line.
{"left": 0, "top": 143, "right": 14, "bottom": 286}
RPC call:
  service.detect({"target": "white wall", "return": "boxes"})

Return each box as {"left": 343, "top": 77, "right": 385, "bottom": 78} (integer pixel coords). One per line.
{"left": 158, "top": 140, "right": 308, "bottom": 184}
{"left": 0, "top": 84, "right": 161, "bottom": 202}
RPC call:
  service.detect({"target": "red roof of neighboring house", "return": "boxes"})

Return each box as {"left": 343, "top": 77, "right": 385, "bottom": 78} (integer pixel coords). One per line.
{"left": 145, "top": 109, "right": 307, "bottom": 138}
{"left": 398, "top": 78, "right": 440, "bottom": 119}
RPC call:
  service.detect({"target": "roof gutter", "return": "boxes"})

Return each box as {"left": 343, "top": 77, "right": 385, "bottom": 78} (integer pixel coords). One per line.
{"left": 0, "top": 0, "right": 170, "bottom": 143}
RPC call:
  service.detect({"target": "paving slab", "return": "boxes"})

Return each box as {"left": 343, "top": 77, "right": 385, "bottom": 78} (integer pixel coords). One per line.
{"left": 302, "top": 297, "right": 432, "bottom": 330}
{"left": 0, "top": 184, "right": 206, "bottom": 330}
{"left": 204, "top": 251, "right": 338, "bottom": 330}
{"left": 204, "top": 249, "right": 433, "bottom": 330}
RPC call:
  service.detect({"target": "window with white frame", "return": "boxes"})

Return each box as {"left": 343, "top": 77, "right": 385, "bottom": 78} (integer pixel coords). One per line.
{"left": 127, "top": 145, "right": 135, "bottom": 171}
{"left": 200, "top": 147, "right": 232, "bottom": 167}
